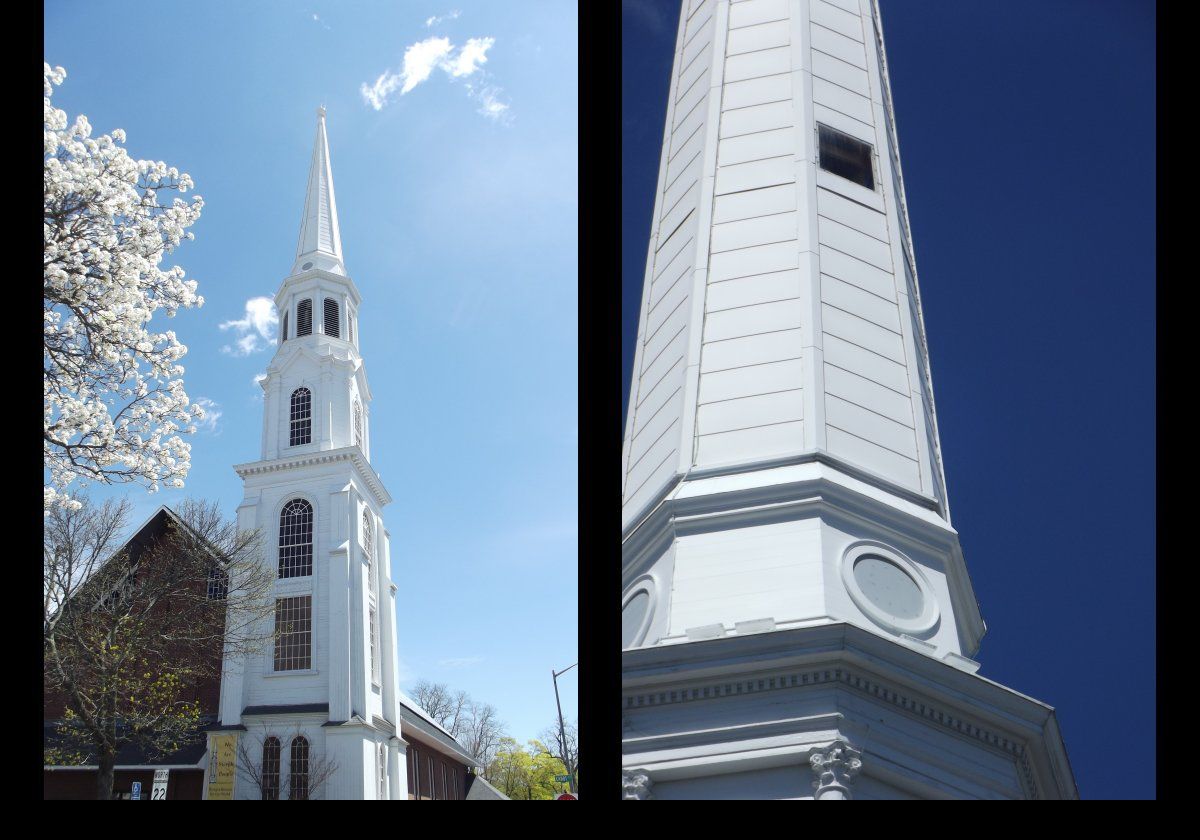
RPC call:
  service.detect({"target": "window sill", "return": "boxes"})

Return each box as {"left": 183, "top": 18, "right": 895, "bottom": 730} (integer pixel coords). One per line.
{"left": 265, "top": 668, "right": 318, "bottom": 678}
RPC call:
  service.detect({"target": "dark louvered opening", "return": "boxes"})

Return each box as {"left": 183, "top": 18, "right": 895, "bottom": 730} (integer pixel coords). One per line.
{"left": 324, "top": 298, "right": 340, "bottom": 338}
{"left": 297, "top": 299, "right": 312, "bottom": 336}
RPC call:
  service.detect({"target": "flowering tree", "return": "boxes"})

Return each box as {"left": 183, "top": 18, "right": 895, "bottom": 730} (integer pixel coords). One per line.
{"left": 44, "top": 62, "right": 205, "bottom": 511}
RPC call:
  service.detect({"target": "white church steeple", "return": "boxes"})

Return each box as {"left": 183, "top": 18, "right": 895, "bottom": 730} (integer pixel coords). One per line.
{"left": 215, "top": 109, "right": 406, "bottom": 800}
{"left": 292, "top": 106, "right": 345, "bottom": 277}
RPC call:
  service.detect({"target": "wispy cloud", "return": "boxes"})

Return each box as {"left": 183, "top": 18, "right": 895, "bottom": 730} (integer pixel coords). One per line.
{"left": 193, "top": 397, "right": 222, "bottom": 434}
{"left": 311, "top": 12, "right": 331, "bottom": 31}
{"left": 425, "top": 9, "right": 460, "bottom": 28}
{"left": 437, "top": 656, "right": 484, "bottom": 669}
{"left": 219, "top": 296, "right": 277, "bottom": 356}
{"left": 360, "top": 35, "right": 511, "bottom": 121}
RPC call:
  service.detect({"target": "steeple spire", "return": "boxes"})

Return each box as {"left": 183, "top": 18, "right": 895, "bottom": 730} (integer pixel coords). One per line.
{"left": 293, "top": 106, "right": 345, "bottom": 276}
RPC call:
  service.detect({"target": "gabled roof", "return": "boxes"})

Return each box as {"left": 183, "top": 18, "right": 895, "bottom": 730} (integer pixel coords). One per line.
{"left": 395, "top": 690, "right": 481, "bottom": 768}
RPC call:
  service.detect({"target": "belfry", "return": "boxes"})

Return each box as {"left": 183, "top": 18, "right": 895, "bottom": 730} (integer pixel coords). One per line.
{"left": 620, "top": 0, "right": 1076, "bottom": 799}
{"left": 211, "top": 108, "right": 406, "bottom": 799}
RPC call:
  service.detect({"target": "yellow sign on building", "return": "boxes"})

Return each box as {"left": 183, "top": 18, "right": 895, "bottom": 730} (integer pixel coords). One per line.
{"left": 205, "top": 734, "right": 238, "bottom": 800}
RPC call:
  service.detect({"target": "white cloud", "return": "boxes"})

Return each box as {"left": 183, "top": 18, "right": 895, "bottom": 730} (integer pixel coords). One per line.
{"left": 475, "top": 85, "right": 511, "bottom": 123}
{"left": 425, "top": 10, "right": 460, "bottom": 28}
{"left": 360, "top": 35, "right": 508, "bottom": 120}
{"left": 219, "top": 296, "right": 277, "bottom": 356}
{"left": 447, "top": 36, "right": 493, "bottom": 77}
{"left": 311, "top": 12, "right": 331, "bottom": 31}
{"left": 193, "top": 397, "right": 222, "bottom": 434}
{"left": 252, "top": 372, "right": 268, "bottom": 387}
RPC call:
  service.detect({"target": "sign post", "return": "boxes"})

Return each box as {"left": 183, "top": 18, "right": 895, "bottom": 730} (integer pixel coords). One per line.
{"left": 152, "top": 768, "right": 169, "bottom": 800}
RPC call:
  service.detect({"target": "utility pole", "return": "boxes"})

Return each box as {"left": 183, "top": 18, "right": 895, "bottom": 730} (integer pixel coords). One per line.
{"left": 552, "top": 662, "right": 577, "bottom": 794}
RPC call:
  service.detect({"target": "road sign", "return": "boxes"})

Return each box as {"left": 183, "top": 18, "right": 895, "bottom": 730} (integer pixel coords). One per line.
{"left": 556, "top": 792, "right": 577, "bottom": 800}
{"left": 131, "top": 781, "right": 142, "bottom": 800}
{"left": 554, "top": 774, "right": 572, "bottom": 783}
{"left": 152, "top": 769, "right": 169, "bottom": 801}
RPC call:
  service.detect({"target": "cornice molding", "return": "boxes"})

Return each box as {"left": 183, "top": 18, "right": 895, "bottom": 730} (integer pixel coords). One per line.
{"left": 234, "top": 446, "right": 392, "bottom": 506}
{"left": 621, "top": 624, "right": 1077, "bottom": 799}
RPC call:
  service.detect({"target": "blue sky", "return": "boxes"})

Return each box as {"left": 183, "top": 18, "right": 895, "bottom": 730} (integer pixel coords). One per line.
{"left": 623, "top": 0, "right": 1154, "bottom": 800}
{"left": 45, "top": 1, "right": 577, "bottom": 747}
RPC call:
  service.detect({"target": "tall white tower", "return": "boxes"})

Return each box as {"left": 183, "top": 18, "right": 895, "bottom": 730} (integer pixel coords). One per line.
{"left": 621, "top": 0, "right": 1076, "bottom": 799}
{"left": 213, "top": 109, "right": 407, "bottom": 800}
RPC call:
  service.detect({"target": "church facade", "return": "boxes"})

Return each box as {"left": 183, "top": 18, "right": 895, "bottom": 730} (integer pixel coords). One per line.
{"left": 620, "top": 0, "right": 1076, "bottom": 799}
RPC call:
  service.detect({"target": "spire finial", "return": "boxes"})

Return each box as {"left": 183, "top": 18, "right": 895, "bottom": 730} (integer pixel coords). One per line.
{"left": 317, "top": 104, "right": 326, "bottom": 119}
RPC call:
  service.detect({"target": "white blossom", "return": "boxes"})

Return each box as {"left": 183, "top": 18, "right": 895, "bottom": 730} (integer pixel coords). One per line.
{"left": 44, "top": 62, "right": 205, "bottom": 511}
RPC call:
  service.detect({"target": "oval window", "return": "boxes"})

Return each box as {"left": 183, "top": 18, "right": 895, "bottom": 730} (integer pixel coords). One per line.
{"left": 621, "top": 591, "right": 650, "bottom": 649}
{"left": 853, "top": 555, "right": 923, "bottom": 620}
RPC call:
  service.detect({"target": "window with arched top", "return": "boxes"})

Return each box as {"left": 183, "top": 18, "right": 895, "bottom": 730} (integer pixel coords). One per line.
{"left": 377, "top": 743, "right": 388, "bottom": 800}
{"left": 280, "top": 310, "right": 288, "bottom": 344}
{"left": 262, "top": 737, "right": 281, "bottom": 800}
{"left": 289, "top": 736, "right": 310, "bottom": 800}
{"left": 323, "top": 298, "right": 340, "bottom": 338}
{"left": 289, "top": 387, "right": 311, "bottom": 446}
{"left": 297, "top": 299, "right": 312, "bottom": 336}
{"left": 279, "top": 498, "right": 313, "bottom": 578}
{"left": 353, "top": 400, "right": 363, "bottom": 449}
{"left": 363, "top": 510, "right": 375, "bottom": 589}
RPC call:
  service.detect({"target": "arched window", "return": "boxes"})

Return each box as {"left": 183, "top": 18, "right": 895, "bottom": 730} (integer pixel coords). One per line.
{"left": 262, "top": 737, "right": 281, "bottom": 800}
{"left": 377, "top": 743, "right": 387, "bottom": 800}
{"left": 353, "top": 400, "right": 363, "bottom": 449}
{"left": 289, "top": 387, "right": 311, "bottom": 446}
{"left": 323, "top": 298, "right": 340, "bottom": 338}
{"left": 363, "top": 510, "right": 375, "bottom": 589}
{"left": 280, "top": 310, "right": 288, "bottom": 344}
{"left": 289, "top": 736, "right": 310, "bottom": 800}
{"left": 279, "top": 498, "right": 313, "bottom": 578}
{"left": 297, "top": 299, "right": 312, "bottom": 336}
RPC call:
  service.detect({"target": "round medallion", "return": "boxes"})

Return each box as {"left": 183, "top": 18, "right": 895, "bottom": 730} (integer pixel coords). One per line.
{"left": 621, "top": 591, "right": 649, "bottom": 649}
{"left": 841, "top": 543, "right": 940, "bottom": 636}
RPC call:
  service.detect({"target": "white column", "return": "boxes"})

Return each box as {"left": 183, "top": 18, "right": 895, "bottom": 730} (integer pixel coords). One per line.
{"left": 389, "top": 739, "right": 407, "bottom": 800}
{"left": 327, "top": 487, "right": 352, "bottom": 721}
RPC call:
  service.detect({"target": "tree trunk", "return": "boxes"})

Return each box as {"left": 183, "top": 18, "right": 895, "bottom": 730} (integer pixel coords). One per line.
{"left": 96, "top": 749, "right": 116, "bottom": 800}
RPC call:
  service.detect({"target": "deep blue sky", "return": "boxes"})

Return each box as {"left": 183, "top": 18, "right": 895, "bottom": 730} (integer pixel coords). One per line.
{"left": 622, "top": 0, "right": 1155, "bottom": 800}
{"left": 46, "top": 1, "right": 577, "bottom": 747}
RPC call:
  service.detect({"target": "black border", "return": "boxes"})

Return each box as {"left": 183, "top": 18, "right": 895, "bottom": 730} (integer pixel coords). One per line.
{"left": 577, "top": 0, "right": 623, "bottom": 802}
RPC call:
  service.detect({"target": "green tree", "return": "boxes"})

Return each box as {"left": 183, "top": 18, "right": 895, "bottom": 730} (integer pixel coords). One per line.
{"left": 485, "top": 737, "right": 570, "bottom": 800}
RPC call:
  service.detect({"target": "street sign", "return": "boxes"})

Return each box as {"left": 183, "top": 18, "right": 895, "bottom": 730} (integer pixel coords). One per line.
{"left": 556, "top": 792, "right": 577, "bottom": 800}
{"left": 554, "top": 774, "right": 572, "bottom": 783}
{"left": 152, "top": 769, "right": 169, "bottom": 801}
{"left": 131, "top": 781, "right": 142, "bottom": 800}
